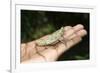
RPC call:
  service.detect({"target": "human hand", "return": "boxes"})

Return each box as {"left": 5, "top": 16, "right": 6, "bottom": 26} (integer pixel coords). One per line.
{"left": 21, "top": 24, "right": 87, "bottom": 63}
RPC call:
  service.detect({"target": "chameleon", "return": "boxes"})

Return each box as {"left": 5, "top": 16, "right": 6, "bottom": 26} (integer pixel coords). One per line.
{"left": 35, "top": 27, "right": 67, "bottom": 61}
{"left": 35, "top": 27, "right": 65, "bottom": 46}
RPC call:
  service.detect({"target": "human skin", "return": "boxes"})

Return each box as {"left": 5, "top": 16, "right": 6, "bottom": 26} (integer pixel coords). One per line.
{"left": 21, "top": 24, "right": 87, "bottom": 63}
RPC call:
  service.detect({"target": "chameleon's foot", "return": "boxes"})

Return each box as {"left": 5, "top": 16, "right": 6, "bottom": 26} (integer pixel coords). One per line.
{"left": 35, "top": 46, "right": 47, "bottom": 61}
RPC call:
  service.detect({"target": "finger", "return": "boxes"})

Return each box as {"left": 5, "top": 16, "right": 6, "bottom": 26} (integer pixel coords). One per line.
{"left": 67, "top": 29, "right": 87, "bottom": 40}
{"left": 73, "top": 24, "right": 84, "bottom": 31}
{"left": 76, "top": 29, "right": 87, "bottom": 37}
{"left": 64, "top": 24, "right": 84, "bottom": 39}
{"left": 64, "top": 26, "right": 72, "bottom": 31}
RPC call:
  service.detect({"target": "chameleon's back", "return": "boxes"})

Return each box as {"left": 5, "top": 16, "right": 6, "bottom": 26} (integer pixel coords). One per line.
{"left": 35, "top": 27, "right": 64, "bottom": 46}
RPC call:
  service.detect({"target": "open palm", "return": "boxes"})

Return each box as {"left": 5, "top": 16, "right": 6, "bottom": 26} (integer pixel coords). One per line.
{"left": 21, "top": 24, "right": 87, "bottom": 63}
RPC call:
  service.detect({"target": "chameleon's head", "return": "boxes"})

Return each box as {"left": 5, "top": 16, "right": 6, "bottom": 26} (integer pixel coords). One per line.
{"left": 60, "top": 27, "right": 64, "bottom": 30}
{"left": 59, "top": 27, "right": 64, "bottom": 34}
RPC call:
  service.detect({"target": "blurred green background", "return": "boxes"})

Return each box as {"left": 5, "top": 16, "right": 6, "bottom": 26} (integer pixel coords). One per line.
{"left": 21, "top": 10, "right": 89, "bottom": 61}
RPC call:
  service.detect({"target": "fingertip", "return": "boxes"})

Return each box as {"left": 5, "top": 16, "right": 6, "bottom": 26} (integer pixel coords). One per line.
{"left": 73, "top": 24, "right": 84, "bottom": 31}
{"left": 76, "top": 29, "right": 87, "bottom": 37}
{"left": 76, "top": 24, "right": 84, "bottom": 28}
